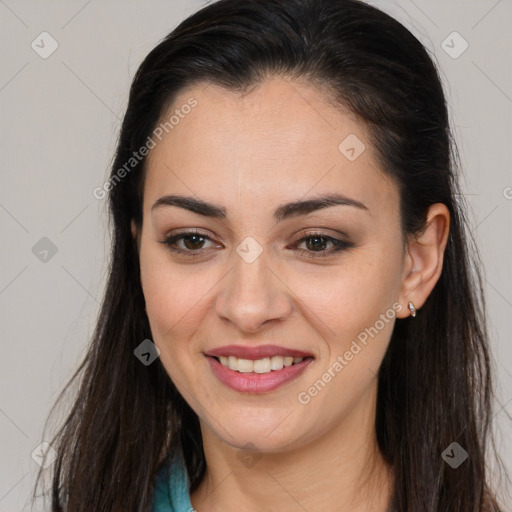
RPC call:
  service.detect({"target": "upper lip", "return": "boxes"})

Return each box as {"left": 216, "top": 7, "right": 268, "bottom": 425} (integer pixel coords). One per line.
{"left": 204, "top": 344, "right": 314, "bottom": 360}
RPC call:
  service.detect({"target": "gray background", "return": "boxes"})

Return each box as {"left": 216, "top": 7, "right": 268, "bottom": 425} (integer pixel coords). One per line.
{"left": 1, "top": 0, "right": 511, "bottom": 509}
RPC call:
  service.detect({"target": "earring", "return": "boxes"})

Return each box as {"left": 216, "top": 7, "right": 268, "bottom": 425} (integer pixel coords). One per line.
{"left": 408, "top": 301, "right": 417, "bottom": 317}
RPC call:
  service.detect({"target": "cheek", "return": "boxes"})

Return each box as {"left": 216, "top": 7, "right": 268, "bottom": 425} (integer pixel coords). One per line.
{"left": 140, "top": 260, "right": 205, "bottom": 392}
{"left": 139, "top": 245, "right": 201, "bottom": 346}
{"left": 292, "top": 258, "right": 400, "bottom": 423}
{"left": 296, "top": 250, "right": 401, "bottom": 336}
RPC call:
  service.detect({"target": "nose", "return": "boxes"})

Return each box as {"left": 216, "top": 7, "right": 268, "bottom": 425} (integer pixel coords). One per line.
{"left": 215, "top": 248, "right": 293, "bottom": 333}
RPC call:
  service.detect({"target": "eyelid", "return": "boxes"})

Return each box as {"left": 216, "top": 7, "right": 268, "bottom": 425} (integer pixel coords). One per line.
{"left": 292, "top": 228, "right": 350, "bottom": 243}
{"left": 159, "top": 229, "right": 354, "bottom": 259}
{"left": 290, "top": 231, "right": 353, "bottom": 258}
{"left": 159, "top": 229, "right": 219, "bottom": 256}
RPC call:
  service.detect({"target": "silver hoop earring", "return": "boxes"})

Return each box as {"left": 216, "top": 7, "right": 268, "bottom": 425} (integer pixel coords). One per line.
{"left": 408, "top": 301, "right": 416, "bottom": 317}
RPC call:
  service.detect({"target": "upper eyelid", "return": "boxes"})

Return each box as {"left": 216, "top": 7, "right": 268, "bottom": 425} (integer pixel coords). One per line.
{"left": 161, "top": 232, "right": 352, "bottom": 262}
{"left": 163, "top": 230, "right": 218, "bottom": 247}
{"left": 162, "top": 230, "right": 348, "bottom": 249}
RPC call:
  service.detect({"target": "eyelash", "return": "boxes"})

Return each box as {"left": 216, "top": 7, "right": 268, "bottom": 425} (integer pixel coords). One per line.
{"left": 159, "top": 229, "right": 354, "bottom": 259}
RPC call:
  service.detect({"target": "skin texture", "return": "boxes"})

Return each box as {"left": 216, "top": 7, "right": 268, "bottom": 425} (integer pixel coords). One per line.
{"left": 131, "top": 76, "right": 450, "bottom": 511}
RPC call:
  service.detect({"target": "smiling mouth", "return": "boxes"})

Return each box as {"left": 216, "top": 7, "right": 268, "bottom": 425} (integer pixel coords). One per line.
{"left": 209, "top": 355, "right": 313, "bottom": 374}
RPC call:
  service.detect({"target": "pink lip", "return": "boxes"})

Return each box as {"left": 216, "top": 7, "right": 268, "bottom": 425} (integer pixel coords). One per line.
{"left": 204, "top": 344, "right": 314, "bottom": 360}
{"left": 205, "top": 355, "right": 314, "bottom": 393}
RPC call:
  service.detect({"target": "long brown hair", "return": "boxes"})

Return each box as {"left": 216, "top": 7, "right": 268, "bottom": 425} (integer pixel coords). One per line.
{"left": 33, "top": 0, "right": 508, "bottom": 510}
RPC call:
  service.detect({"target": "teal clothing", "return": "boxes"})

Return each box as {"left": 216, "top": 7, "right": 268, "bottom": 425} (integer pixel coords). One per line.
{"left": 152, "top": 449, "right": 195, "bottom": 512}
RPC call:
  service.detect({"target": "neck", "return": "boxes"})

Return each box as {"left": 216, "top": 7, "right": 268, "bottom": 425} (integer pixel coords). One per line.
{"left": 190, "top": 383, "right": 393, "bottom": 512}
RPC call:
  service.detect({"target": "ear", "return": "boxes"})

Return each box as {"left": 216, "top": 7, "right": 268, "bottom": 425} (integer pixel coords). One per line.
{"left": 396, "top": 203, "right": 450, "bottom": 318}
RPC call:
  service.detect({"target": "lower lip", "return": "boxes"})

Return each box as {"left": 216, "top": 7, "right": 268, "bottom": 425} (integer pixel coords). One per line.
{"left": 206, "top": 355, "right": 314, "bottom": 393}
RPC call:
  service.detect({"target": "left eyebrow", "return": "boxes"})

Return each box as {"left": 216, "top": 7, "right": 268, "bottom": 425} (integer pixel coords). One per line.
{"left": 151, "top": 192, "right": 369, "bottom": 220}
{"left": 273, "top": 193, "right": 369, "bottom": 221}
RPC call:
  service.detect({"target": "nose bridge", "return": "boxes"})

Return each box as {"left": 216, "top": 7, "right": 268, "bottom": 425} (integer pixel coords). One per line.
{"left": 216, "top": 241, "right": 292, "bottom": 332}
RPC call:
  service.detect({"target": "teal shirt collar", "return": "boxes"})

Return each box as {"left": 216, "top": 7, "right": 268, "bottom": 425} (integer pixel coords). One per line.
{"left": 152, "top": 448, "right": 195, "bottom": 512}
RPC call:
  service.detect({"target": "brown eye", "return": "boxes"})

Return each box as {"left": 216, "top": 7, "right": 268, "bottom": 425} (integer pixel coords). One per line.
{"left": 292, "top": 232, "right": 354, "bottom": 259}
{"left": 304, "top": 235, "right": 330, "bottom": 251}
{"left": 181, "top": 233, "right": 206, "bottom": 250}
{"left": 159, "top": 230, "right": 220, "bottom": 257}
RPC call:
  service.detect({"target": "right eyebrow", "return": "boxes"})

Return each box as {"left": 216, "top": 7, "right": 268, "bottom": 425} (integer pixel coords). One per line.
{"left": 152, "top": 195, "right": 227, "bottom": 218}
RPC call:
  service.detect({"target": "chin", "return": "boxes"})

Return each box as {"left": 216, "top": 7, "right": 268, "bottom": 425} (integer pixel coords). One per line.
{"left": 210, "top": 413, "right": 306, "bottom": 453}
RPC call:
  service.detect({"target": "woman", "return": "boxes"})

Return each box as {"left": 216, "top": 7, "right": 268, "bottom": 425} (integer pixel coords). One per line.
{"left": 33, "top": 0, "right": 507, "bottom": 510}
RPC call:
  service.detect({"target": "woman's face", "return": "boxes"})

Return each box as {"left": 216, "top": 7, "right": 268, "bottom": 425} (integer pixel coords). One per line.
{"left": 134, "top": 76, "right": 409, "bottom": 453}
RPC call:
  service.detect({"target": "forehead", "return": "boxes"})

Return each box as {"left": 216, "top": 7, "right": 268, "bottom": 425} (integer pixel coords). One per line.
{"left": 143, "top": 76, "right": 398, "bottom": 221}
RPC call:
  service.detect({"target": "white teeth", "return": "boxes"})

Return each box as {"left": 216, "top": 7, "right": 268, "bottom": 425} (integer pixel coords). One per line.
{"left": 270, "top": 355, "right": 284, "bottom": 370}
{"left": 238, "top": 359, "right": 254, "bottom": 373}
{"left": 253, "top": 358, "right": 271, "bottom": 373}
{"left": 215, "top": 355, "right": 306, "bottom": 373}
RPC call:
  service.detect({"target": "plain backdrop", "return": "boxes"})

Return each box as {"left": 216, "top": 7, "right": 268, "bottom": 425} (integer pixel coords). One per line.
{"left": 1, "top": 0, "right": 511, "bottom": 510}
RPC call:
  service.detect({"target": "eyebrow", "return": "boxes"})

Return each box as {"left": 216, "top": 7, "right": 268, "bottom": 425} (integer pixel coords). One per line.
{"left": 151, "top": 193, "right": 368, "bottom": 221}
